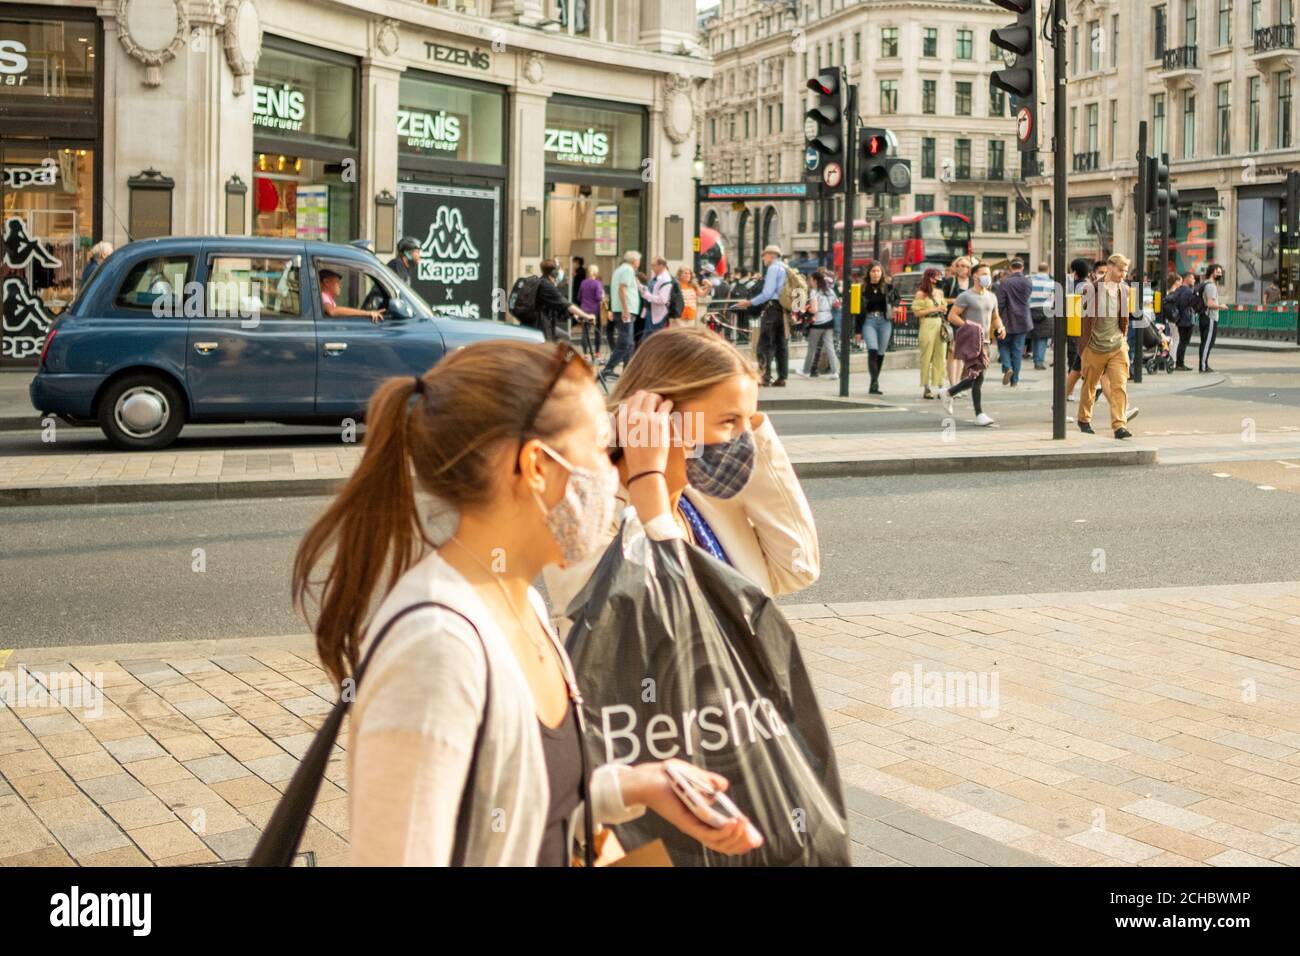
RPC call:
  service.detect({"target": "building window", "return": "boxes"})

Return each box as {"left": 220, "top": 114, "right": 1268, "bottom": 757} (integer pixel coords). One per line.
{"left": 1153, "top": 94, "right": 1166, "bottom": 155}
{"left": 955, "top": 138, "right": 972, "bottom": 178}
{"left": 1070, "top": 105, "right": 1077, "bottom": 152}
{"left": 988, "top": 140, "right": 1005, "bottom": 179}
{"left": 956, "top": 81, "right": 973, "bottom": 116}
{"left": 1278, "top": 72, "right": 1293, "bottom": 148}
{"left": 881, "top": 27, "right": 899, "bottom": 58}
{"left": 1071, "top": 25, "right": 1079, "bottom": 73}
{"left": 1183, "top": 91, "right": 1196, "bottom": 159}
{"left": 1252, "top": 0, "right": 1263, "bottom": 34}
{"left": 922, "top": 79, "right": 937, "bottom": 114}
{"left": 915, "top": 193, "right": 935, "bottom": 212}
{"left": 1216, "top": 81, "right": 1231, "bottom": 155}
{"left": 853, "top": 31, "right": 861, "bottom": 60}
{"left": 1249, "top": 75, "right": 1261, "bottom": 152}
{"left": 923, "top": 27, "right": 938, "bottom": 58}
{"left": 1087, "top": 20, "right": 1100, "bottom": 72}
{"left": 921, "top": 137, "right": 936, "bottom": 178}
{"left": 1154, "top": 5, "right": 1167, "bottom": 58}
{"left": 1109, "top": 99, "right": 1118, "bottom": 162}
{"left": 879, "top": 80, "right": 897, "bottom": 114}
{"left": 1217, "top": 0, "right": 1232, "bottom": 45}
{"left": 1086, "top": 102, "right": 1099, "bottom": 155}
{"left": 983, "top": 196, "right": 1009, "bottom": 233}
{"left": 1111, "top": 14, "right": 1119, "bottom": 68}
{"left": 951, "top": 194, "right": 975, "bottom": 222}
{"left": 956, "top": 29, "right": 973, "bottom": 60}
{"left": 990, "top": 87, "right": 1006, "bottom": 117}
{"left": 1184, "top": 0, "right": 1197, "bottom": 46}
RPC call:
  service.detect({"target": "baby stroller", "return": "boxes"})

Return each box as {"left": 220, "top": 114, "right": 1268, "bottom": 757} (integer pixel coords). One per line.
{"left": 1142, "top": 319, "right": 1176, "bottom": 374}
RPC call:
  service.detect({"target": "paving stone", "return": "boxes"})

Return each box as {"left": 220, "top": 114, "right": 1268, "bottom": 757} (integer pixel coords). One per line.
{"left": 79, "top": 773, "right": 150, "bottom": 805}
{"left": 102, "top": 735, "right": 168, "bottom": 764}
{"left": 48, "top": 818, "right": 132, "bottom": 859}
{"left": 184, "top": 754, "right": 252, "bottom": 785}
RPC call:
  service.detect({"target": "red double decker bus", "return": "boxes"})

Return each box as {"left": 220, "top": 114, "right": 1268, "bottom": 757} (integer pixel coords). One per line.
{"left": 832, "top": 211, "right": 973, "bottom": 275}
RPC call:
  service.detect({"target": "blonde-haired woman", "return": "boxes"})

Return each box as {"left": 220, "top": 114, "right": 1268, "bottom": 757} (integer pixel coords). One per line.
{"left": 674, "top": 266, "right": 701, "bottom": 327}
{"left": 545, "top": 326, "right": 819, "bottom": 629}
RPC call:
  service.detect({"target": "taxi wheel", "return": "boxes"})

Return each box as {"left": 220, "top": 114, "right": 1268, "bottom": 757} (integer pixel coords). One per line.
{"left": 98, "top": 373, "right": 185, "bottom": 450}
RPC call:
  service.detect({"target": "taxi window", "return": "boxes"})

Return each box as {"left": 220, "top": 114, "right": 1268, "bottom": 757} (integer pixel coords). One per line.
{"left": 113, "top": 256, "right": 193, "bottom": 311}
{"left": 207, "top": 255, "right": 301, "bottom": 319}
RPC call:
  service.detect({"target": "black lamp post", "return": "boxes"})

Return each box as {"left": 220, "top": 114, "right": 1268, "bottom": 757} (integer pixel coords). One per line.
{"left": 692, "top": 144, "right": 705, "bottom": 276}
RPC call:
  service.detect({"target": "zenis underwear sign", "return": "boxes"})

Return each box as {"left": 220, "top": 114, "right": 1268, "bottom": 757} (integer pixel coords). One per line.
{"left": 397, "top": 184, "right": 499, "bottom": 322}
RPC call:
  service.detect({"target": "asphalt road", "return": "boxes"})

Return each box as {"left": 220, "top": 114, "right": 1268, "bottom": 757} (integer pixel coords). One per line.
{"left": 3, "top": 461, "right": 1298, "bottom": 648}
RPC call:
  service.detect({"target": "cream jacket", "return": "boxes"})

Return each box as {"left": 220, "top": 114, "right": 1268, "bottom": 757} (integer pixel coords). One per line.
{"left": 348, "top": 551, "right": 645, "bottom": 866}
{"left": 544, "top": 414, "right": 820, "bottom": 630}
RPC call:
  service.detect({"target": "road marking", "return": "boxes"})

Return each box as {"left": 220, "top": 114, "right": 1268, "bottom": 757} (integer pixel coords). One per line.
{"left": 1257, "top": 485, "right": 1277, "bottom": 491}
{"left": 1212, "top": 472, "right": 1231, "bottom": 478}
{"left": 0, "top": 649, "right": 12, "bottom": 668}
{"left": 1275, "top": 460, "right": 1300, "bottom": 469}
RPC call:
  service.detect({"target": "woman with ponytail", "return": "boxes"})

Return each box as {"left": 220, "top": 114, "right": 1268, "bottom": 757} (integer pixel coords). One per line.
{"left": 294, "top": 341, "right": 760, "bottom": 865}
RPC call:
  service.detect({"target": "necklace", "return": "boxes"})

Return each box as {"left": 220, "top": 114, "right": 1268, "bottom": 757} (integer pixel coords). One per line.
{"left": 449, "top": 537, "right": 549, "bottom": 662}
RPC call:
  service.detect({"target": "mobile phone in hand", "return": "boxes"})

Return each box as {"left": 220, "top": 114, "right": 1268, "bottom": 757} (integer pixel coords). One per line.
{"left": 664, "top": 763, "right": 743, "bottom": 829}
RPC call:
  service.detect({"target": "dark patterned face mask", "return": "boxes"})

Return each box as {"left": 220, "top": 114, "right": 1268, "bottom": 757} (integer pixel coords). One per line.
{"left": 685, "top": 430, "right": 756, "bottom": 499}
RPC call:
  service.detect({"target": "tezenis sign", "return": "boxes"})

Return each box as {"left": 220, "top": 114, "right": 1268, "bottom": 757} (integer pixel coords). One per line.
{"left": 544, "top": 127, "right": 610, "bottom": 166}
{"left": 397, "top": 109, "right": 461, "bottom": 153}
{"left": 253, "top": 83, "right": 306, "bottom": 132}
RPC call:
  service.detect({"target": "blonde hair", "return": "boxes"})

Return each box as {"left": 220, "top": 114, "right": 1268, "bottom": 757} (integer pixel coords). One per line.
{"left": 586, "top": 263, "right": 600, "bottom": 278}
{"left": 953, "top": 256, "right": 973, "bottom": 270}
{"left": 607, "top": 326, "right": 757, "bottom": 408}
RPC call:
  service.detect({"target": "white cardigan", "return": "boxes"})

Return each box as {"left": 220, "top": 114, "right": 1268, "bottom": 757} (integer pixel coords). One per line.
{"left": 544, "top": 414, "right": 820, "bottom": 630}
{"left": 347, "top": 551, "right": 645, "bottom": 866}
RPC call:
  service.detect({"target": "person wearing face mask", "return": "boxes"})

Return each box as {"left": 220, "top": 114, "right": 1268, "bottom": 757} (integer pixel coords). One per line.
{"left": 544, "top": 326, "right": 820, "bottom": 634}
{"left": 936, "top": 262, "right": 1004, "bottom": 427}
{"left": 293, "top": 341, "right": 761, "bottom": 865}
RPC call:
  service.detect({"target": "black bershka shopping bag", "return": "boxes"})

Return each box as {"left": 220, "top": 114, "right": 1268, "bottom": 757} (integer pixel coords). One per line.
{"left": 564, "top": 516, "right": 850, "bottom": 867}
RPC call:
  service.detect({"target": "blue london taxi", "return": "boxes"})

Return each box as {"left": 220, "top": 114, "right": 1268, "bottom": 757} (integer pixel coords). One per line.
{"left": 30, "top": 237, "right": 543, "bottom": 449}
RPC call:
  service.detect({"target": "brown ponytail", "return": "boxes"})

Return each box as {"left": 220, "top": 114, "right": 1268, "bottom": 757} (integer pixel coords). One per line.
{"left": 293, "top": 340, "right": 592, "bottom": 685}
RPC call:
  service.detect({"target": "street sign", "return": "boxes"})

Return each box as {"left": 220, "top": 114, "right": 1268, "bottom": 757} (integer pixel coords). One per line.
{"left": 863, "top": 206, "right": 885, "bottom": 221}
{"left": 1016, "top": 106, "right": 1034, "bottom": 145}
{"left": 822, "top": 161, "right": 843, "bottom": 188}
{"left": 701, "top": 182, "right": 813, "bottom": 202}
{"left": 805, "top": 147, "right": 820, "bottom": 173}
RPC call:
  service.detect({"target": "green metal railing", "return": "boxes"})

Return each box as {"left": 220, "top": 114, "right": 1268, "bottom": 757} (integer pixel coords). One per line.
{"left": 1216, "top": 305, "right": 1299, "bottom": 343}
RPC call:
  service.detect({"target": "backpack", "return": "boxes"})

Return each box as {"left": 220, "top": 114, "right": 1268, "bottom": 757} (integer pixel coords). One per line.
{"left": 666, "top": 279, "right": 684, "bottom": 319}
{"left": 508, "top": 276, "right": 542, "bottom": 326}
{"left": 1190, "top": 281, "right": 1209, "bottom": 319}
{"left": 778, "top": 265, "right": 809, "bottom": 312}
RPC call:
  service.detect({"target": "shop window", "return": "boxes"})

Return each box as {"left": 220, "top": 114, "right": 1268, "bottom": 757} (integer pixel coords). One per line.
{"left": 113, "top": 257, "right": 193, "bottom": 311}
{"left": 207, "top": 256, "right": 301, "bottom": 318}
{"left": 253, "top": 155, "right": 354, "bottom": 243}
{"left": 397, "top": 73, "right": 505, "bottom": 165}
{"left": 982, "top": 197, "right": 1009, "bottom": 233}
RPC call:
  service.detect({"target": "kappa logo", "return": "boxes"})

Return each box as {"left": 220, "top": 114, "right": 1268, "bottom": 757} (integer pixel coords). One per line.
{"left": 3, "top": 216, "right": 62, "bottom": 270}
{"left": 417, "top": 206, "right": 481, "bottom": 285}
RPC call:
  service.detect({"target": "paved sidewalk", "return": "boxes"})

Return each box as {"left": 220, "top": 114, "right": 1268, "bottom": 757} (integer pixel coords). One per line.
{"left": 2, "top": 580, "right": 1298, "bottom": 867}
{"left": 0, "top": 425, "right": 1161, "bottom": 506}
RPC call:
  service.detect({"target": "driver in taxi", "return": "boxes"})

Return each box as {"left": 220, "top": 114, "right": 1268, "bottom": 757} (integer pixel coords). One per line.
{"left": 320, "top": 268, "right": 383, "bottom": 324}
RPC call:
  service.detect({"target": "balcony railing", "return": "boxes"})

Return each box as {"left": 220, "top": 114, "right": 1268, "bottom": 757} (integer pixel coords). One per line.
{"left": 1254, "top": 23, "right": 1297, "bottom": 54}
{"left": 1162, "top": 44, "right": 1199, "bottom": 71}
{"left": 1073, "top": 151, "right": 1101, "bottom": 172}
{"left": 949, "top": 166, "right": 1006, "bottom": 182}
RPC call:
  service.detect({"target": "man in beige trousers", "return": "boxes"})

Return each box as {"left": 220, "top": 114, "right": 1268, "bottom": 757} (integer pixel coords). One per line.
{"left": 1077, "top": 253, "right": 1133, "bottom": 440}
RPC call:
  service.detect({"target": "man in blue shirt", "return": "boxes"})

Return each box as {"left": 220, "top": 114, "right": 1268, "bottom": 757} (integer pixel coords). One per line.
{"left": 735, "top": 244, "right": 789, "bottom": 386}
{"left": 1028, "top": 262, "right": 1056, "bottom": 370}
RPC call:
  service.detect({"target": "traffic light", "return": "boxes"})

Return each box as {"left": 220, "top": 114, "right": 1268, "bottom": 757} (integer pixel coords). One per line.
{"left": 804, "top": 67, "right": 844, "bottom": 185}
{"left": 1150, "top": 155, "right": 1177, "bottom": 219}
{"left": 990, "top": 1, "right": 1038, "bottom": 152}
{"left": 859, "top": 127, "right": 911, "bottom": 195}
